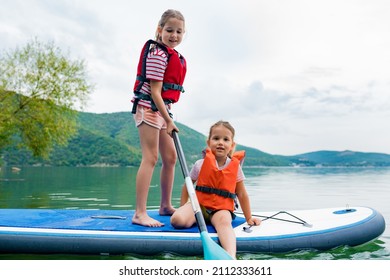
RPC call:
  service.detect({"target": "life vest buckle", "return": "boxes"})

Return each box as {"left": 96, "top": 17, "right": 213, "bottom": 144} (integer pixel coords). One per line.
{"left": 163, "top": 82, "right": 185, "bottom": 93}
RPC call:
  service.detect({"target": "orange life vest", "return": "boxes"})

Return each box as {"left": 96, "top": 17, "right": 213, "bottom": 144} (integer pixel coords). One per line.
{"left": 196, "top": 149, "right": 245, "bottom": 212}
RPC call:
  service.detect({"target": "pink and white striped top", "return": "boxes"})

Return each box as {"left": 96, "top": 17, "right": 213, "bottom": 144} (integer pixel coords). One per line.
{"left": 134, "top": 46, "right": 168, "bottom": 108}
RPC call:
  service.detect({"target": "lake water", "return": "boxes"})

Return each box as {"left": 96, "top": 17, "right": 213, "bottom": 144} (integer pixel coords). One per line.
{"left": 0, "top": 166, "right": 389, "bottom": 260}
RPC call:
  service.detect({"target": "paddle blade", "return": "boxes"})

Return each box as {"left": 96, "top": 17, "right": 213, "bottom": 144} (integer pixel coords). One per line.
{"left": 200, "top": 231, "right": 234, "bottom": 260}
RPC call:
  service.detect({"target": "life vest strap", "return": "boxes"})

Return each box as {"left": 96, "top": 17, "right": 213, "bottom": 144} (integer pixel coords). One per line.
{"left": 136, "top": 76, "right": 185, "bottom": 93}
{"left": 131, "top": 92, "right": 154, "bottom": 113}
{"left": 131, "top": 92, "right": 173, "bottom": 117}
{"left": 136, "top": 75, "right": 148, "bottom": 82}
{"left": 195, "top": 186, "right": 237, "bottom": 199}
{"left": 132, "top": 76, "right": 183, "bottom": 115}
{"left": 163, "top": 82, "right": 185, "bottom": 93}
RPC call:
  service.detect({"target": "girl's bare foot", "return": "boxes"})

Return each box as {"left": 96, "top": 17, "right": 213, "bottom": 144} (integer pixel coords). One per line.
{"left": 132, "top": 213, "right": 164, "bottom": 227}
{"left": 159, "top": 206, "right": 176, "bottom": 216}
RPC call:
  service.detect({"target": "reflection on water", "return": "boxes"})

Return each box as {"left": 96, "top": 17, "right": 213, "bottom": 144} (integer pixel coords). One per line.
{"left": 0, "top": 166, "right": 389, "bottom": 260}
{"left": 0, "top": 166, "right": 188, "bottom": 210}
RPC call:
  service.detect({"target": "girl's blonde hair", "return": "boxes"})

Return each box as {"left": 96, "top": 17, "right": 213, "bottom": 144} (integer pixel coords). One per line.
{"left": 155, "top": 9, "right": 185, "bottom": 42}
{"left": 208, "top": 120, "right": 236, "bottom": 157}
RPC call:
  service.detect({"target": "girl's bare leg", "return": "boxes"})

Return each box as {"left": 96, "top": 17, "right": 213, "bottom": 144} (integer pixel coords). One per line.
{"left": 132, "top": 123, "right": 163, "bottom": 227}
{"left": 158, "top": 129, "right": 177, "bottom": 216}
{"left": 170, "top": 202, "right": 196, "bottom": 228}
{"left": 211, "top": 210, "right": 236, "bottom": 258}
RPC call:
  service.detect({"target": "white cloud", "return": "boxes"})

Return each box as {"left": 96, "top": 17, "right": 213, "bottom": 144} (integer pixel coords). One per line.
{"left": 1, "top": 0, "right": 390, "bottom": 154}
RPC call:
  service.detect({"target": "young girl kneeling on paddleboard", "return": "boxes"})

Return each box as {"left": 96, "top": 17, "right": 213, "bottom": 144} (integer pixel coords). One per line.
{"left": 170, "top": 121, "right": 261, "bottom": 258}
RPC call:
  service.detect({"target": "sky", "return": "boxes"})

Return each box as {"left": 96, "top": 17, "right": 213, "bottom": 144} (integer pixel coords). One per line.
{"left": 1, "top": 0, "right": 390, "bottom": 155}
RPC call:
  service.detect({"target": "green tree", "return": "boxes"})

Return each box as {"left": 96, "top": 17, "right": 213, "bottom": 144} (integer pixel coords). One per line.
{"left": 0, "top": 39, "right": 93, "bottom": 158}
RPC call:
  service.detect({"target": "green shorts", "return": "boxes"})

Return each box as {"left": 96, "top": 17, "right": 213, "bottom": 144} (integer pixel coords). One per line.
{"left": 200, "top": 205, "right": 236, "bottom": 224}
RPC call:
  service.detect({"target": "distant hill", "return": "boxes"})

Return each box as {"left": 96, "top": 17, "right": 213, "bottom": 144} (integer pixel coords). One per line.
{"left": 291, "top": 150, "right": 390, "bottom": 167}
{"left": 1, "top": 111, "right": 390, "bottom": 167}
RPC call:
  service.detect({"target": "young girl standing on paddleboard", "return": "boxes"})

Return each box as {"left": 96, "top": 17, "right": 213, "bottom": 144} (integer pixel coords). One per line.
{"left": 131, "top": 10, "right": 187, "bottom": 227}
{"left": 170, "top": 121, "right": 261, "bottom": 258}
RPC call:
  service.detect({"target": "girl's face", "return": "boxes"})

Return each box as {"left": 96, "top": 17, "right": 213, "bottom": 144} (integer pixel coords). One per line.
{"left": 157, "top": 18, "right": 185, "bottom": 49}
{"left": 207, "top": 125, "right": 236, "bottom": 161}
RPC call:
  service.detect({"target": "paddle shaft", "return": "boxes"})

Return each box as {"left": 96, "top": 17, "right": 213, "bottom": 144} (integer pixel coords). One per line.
{"left": 172, "top": 131, "right": 207, "bottom": 232}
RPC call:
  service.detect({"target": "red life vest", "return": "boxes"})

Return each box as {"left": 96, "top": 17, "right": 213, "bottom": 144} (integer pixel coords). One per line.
{"left": 196, "top": 149, "right": 245, "bottom": 212}
{"left": 132, "top": 40, "right": 186, "bottom": 113}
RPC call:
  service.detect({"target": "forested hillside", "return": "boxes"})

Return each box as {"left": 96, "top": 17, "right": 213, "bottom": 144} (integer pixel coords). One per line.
{"left": 2, "top": 112, "right": 390, "bottom": 167}
{"left": 1, "top": 112, "right": 283, "bottom": 166}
